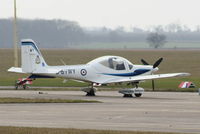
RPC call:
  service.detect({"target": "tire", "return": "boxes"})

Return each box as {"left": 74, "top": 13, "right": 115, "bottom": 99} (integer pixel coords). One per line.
{"left": 23, "top": 85, "right": 27, "bottom": 89}
{"left": 123, "top": 94, "right": 133, "bottom": 97}
{"left": 86, "top": 89, "right": 95, "bottom": 96}
{"left": 135, "top": 93, "right": 142, "bottom": 97}
{"left": 15, "top": 80, "right": 18, "bottom": 90}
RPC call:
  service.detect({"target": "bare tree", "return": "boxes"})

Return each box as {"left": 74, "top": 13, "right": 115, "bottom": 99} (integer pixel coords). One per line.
{"left": 146, "top": 32, "right": 167, "bottom": 49}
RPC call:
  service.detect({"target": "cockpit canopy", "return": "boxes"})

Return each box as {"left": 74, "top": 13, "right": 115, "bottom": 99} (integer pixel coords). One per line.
{"left": 88, "top": 56, "right": 133, "bottom": 70}
{"left": 100, "top": 57, "right": 126, "bottom": 70}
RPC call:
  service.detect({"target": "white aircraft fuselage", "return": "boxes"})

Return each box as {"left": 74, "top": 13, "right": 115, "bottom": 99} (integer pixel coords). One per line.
{"left": 35, "top": 58, "right": 156, "bottom": 84}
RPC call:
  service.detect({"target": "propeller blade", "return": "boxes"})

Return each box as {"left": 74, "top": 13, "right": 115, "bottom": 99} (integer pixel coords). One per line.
{"left": 141, "top": 59, "right": 149, "bottom": 65}
{"left": 153, "top": 58, "right": 163, "bottom": 68}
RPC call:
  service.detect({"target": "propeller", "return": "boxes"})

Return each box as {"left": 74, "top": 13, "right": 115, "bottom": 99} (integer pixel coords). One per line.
{"left": 141, "top": 58, "right": 163, "bottom": 68}
{"left": 141, "top": 58, "right": 164, "bottom": 91}
{"left": 141, "top": 59, "right": 149, "bottom": 65}
{"left": 153, "top": 58, "right": 163, "bottom": 68}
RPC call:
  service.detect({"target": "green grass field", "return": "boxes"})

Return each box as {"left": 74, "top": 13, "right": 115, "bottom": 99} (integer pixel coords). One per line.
{"left": 0, "top": 48, "right": 199, "bottom": 91}
{"left": 70, "top": 42, "right": 200, "bottom": 49}
{"left": 0, "top": 126, "right": 189, "bottom": 134}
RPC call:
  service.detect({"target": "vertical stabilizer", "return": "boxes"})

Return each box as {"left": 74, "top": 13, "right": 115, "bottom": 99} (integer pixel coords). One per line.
{"left": 21, "top": 39, "right": 48, "bottom": 73}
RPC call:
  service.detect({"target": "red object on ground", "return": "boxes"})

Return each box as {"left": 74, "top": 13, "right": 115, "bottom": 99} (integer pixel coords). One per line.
{"left": 17, "top": 78, "right": 33, "bottom": 85}
{"left": 178, "top": 81, "right": 194, "bottom": 88}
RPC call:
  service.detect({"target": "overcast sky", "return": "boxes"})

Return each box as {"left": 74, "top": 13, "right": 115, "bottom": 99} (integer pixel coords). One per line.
{"left": 1, "top": 0, "right": 200, "bottom": 30}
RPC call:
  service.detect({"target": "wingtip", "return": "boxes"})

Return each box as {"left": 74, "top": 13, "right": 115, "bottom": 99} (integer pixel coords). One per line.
{"left": 180, "top": 73, "right": 191, "bottom": 77}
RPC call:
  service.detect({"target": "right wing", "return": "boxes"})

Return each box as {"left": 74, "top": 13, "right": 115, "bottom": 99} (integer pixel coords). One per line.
{"left": 102, "top": 72, "right": 190, "bottom": 84}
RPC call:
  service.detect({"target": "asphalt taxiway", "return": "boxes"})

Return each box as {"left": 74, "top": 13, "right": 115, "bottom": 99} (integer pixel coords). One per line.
{"left": 0, "top": 90, "right": 200, "bottom": 133}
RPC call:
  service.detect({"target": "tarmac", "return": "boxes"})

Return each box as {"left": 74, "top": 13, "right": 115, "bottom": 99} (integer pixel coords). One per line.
{"left": 0, "top": 90, "right": 200, "bottom": 133}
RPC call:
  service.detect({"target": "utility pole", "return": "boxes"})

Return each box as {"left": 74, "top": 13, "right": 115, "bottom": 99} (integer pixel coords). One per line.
{"left": 13, "top": 0, "right": 19, "bottom": 67}
{"left": 152, "top": 79, "right": 155, "bottom": 91}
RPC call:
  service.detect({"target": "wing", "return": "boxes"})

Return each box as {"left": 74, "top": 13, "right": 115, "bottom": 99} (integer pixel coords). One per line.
{"left": 102, "top": 73, "right": 190, "bottom": 84}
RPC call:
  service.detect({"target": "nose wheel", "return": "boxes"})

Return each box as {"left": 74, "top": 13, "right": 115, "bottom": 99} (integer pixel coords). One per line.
{"left": 134, "top": 93, "right": 142, "bottom": 97}
{"left": 119, "top": 88, "right": 143, "bottom": 98}
{"left": 123, "top": 94, "right": 133, "bottom": 97}
{"left": 119, "top": 82, "right": 144, "bottom": 98}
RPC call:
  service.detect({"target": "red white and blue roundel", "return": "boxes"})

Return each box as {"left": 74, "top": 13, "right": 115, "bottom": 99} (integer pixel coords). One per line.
{"left": 80, "top": 69, "right": 87, "bottom": 76}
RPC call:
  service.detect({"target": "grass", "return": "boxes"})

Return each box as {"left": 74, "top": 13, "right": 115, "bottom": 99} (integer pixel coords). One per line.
{"left": 0, "top": 126, "right": 189, "bottom": 134}
{"left": 0, "top": 98, "right": 100, "bottom": 103}
{"left": 70, "top": 42, "right": 200, "bottom": 49}
{"left": 1, "top": 48, "right": 200, "bottom": 91}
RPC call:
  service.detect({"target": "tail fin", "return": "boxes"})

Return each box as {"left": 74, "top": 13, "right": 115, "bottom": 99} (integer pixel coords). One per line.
{"left": 21, "top": 39, "right": 48, "bottom": 73}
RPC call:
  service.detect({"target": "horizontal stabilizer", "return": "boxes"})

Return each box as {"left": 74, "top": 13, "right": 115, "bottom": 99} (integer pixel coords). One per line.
{"left": 8, "top": 67, "right": 24, "bottom": 73}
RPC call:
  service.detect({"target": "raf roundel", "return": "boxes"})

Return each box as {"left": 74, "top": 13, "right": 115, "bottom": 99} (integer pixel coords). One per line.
{"left": 80, "top": 69, "right": 87, "bottom": 76}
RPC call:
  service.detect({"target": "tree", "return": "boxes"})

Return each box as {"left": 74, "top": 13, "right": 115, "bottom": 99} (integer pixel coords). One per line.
{"left": 146, "top": 32, "right": 167, "bottom": 49}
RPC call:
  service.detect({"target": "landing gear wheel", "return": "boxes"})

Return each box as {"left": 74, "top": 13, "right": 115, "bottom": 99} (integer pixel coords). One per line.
{"left": 86, "top": 89, "right": 96, "bottom": 96}
{"left": 135, "top": 93, "right": 142, "bottom": 97}
{"left": 23, "top": 85, "right": 27, "bottom": 89}
{"left": 123, "top": 94, "right": 133, "bottom": 97}
{"left": 15, "top": 80, "right": 18, "bottom": 90}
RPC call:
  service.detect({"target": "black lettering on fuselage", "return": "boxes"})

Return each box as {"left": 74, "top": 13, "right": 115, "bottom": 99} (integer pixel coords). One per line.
{"left": 57, "top": 69, "right": 76, "bottom": 75}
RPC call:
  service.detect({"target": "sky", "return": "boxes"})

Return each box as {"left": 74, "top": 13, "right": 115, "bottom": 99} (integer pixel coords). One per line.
{"left": 1, "top": 0, "right": 200, "bottom": 30}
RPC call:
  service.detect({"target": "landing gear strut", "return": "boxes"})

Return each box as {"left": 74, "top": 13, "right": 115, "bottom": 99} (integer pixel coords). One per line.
{"left": 132, "top": 83, "right": 142, "bottom": 98}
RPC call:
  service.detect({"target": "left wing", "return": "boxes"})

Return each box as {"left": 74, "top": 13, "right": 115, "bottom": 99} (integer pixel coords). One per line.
{"left": 101, "top": 73, "right": 190, "bottom": 84}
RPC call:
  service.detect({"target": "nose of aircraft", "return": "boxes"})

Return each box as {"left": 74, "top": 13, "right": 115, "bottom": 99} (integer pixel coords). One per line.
{"left": 152, "top": 67, "right": 159, "bottom": 72}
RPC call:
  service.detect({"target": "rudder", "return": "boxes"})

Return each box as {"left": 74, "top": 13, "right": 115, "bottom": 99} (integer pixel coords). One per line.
{"left": 21, "top": 39, "right": 48, "bottom": 73}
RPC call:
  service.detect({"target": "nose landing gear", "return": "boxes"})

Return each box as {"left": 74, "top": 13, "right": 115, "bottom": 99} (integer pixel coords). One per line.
{"left": 119, "top": 82, "right": 144, "bottom": 97}
{"left": 119, "top": 87, "right": 144, "bottom": 98}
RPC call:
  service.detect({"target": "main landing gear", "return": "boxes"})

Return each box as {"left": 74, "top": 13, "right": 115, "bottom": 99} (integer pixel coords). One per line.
{"left": 81, "top": 83, "right": 97, "bottom": 96}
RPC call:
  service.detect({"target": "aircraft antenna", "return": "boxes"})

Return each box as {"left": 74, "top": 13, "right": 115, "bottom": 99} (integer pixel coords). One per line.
{"left": 60, "top": 59, "right": 66, "bottom": 65}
